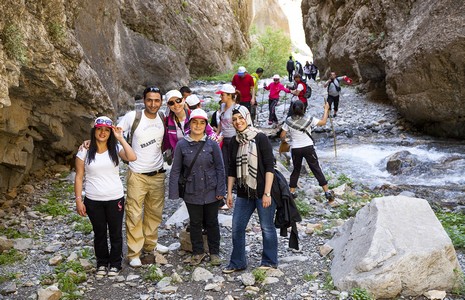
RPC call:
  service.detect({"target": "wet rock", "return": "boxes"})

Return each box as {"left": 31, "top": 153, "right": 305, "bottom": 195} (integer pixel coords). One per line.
{"left": 386, "top": 150, "right": 419, "bottom": 175}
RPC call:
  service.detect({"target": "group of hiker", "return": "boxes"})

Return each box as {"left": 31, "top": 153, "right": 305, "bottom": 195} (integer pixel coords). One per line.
{"left": 73, "top": 59, "right": 349, "bottom": 278}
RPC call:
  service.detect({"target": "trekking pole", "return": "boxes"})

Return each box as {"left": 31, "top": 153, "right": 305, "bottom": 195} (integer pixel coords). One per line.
{"left": 325, "top": 97, "right": 337, "bottom": 158}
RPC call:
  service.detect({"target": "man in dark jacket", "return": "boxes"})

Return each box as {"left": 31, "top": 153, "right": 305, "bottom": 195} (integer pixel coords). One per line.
{"left": 286, "top": 56, "right": 295, "bottom": 82}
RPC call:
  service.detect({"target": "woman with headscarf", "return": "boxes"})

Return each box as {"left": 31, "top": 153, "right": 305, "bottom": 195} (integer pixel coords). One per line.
{"left": 222, "top": 105, "right": 277, "bottom": 273}
{"left": 169, "top": 109, "right": 225, "bottom": 266}
{"left": 74, "top": 116, "right": 136, "bottom": 278}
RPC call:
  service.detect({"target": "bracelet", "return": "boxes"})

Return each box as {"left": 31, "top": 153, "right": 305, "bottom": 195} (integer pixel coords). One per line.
{"left": 75, "top": 196, "right": 82, "bottom": 201}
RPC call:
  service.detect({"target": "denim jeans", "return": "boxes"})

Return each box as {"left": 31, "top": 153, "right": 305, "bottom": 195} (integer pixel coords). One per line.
{"left": 227, "top": 196, "right": 278, "bottom": 269}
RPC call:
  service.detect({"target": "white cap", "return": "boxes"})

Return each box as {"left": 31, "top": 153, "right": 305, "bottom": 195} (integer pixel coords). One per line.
{"left": 185, "top": 94, "right": 200, "bottom": 107}
{"left": 189, "top": 108, "right": 208, "bottom": 120}
{"left": 215, "top": 83, "right": 236, "bottom": 94}
{"left": 238, "top": 66, "right": 247, "bottom": 74}
{"left": 273, "top": 74, "right": 280, "bottom": 80}
{"left": 165, "top": 90, "right": 182, "bottom": 101}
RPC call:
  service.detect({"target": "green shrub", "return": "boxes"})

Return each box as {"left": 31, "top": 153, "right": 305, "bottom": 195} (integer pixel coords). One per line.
{"left": 144, "top": 264, "right": 164, "bottom": 282}
{"left": 350, "top": 287, "right": 373, "bottom": 300}
{"left": 295, "top": 198, "right": 313, "bottom": 218}
{"left": 36, "top": 198, "right": 69, "bottom": 216}
{"left": 1, "top": 23, "right": 27, "bottom": 63}
{"left": 74, "top": 218, "right": 93, "bottom": 235}
{"left": 436, "top": 211, "right": 465, "bottom": 248}
{"left": 0, "top": 226, "right": 30, "bottom": 239}
{"left": 322, "top": 272, "right": 335, "bottom": 290}
{"left": 48, "top": 21, "right": 65, "bottom": 43}
{"left": 252, "top": 268, "right": 266, "bottom": 283}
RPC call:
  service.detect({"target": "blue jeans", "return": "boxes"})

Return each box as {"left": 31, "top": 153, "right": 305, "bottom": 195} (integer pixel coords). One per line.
{"left": 227, "top": 196, "right": 278, "bottom": 269}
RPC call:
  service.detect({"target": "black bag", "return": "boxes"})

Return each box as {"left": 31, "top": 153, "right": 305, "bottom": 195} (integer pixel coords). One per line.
{"left": 304, "top": 83, "right": 312, "bottom": 99}
{"left": 178, "top": 141, "right": 205, "bottom": 199}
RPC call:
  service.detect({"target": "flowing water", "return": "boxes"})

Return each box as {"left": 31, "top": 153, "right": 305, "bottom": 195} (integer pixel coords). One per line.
{"left": 191, "top": 80, "right": 465, "bottom": 204}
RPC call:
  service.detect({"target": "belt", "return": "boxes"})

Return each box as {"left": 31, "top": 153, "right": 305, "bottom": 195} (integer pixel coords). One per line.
{"left": 141, "top": 169, "right": 166, "bottom": 176}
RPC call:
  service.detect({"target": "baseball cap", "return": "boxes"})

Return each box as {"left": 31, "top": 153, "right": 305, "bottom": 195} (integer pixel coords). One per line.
{"left": 237, "top": 66, "right": 247, "bottom": 75}
{"left": 273, "top": 74, "right": 280, "bottom": 80}
{"left": 185, "top": 95, "right": 200, "bottom": 107}
{"left": 215, "top": 83, "right": 236, "bottom": 94}
{"left": 94, "top": 116, "right": 113, "bottom": 128}
{"left": 165, "top": 90, "right": 183, "bottom": 101}
{"left": 189, "top": 109, "right": 208, "bottom": 120}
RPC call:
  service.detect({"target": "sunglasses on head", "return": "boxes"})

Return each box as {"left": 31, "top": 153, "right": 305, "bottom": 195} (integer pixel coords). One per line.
{"left": 167, "top": 98, "right": 183, "bottom": 106}
{"left": 95, "top": 118, "right": 113, "bottom": 127}
{"left": 144, "top": 86, "right": 160, "bottom": 93}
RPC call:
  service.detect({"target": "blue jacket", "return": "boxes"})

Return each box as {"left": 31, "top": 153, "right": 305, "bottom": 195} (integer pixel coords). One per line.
{"left": 169, "top": 137, "right": 225, "bottom": 204}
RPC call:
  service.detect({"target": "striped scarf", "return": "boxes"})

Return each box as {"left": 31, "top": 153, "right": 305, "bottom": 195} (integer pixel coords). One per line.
{"left": 285, "top": 116, "right": 314, "bottom": 136}
{"left": 235, "top": 127, "right": 260, "bottom": 191}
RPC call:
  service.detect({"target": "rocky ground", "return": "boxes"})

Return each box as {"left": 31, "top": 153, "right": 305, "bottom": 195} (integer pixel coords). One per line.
{"left": 0, "top": 81, "right": 464, "bottom": 300}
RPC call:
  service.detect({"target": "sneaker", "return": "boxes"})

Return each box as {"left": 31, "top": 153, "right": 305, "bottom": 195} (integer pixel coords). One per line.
{"left": 190, "top": 253, "right": 206, "bottom": 266}
{"left": 268, "top": 121, "right": 273, "bottom": 125}
{"left": 156, "top": 244, "right": 169, "bottom": 254}
{"left": 222, "top": 266, "right": 246, "bottom": 274}
{"left": 210, "top": 254, "right": 222, "bottom": 266}
{"left": 333, "top": 113, "right": 337, "bottom": 118}
{"left": 257, "top": 265, "right": 276, "bottom": 270}
{"left": 107, "top": 267, "right": 121, "bottom": 277}
{"left": 96, "top": 266, "right": 107, "bottom": 278}
{"left": 325, "top": 191, "right": 335, "bottom": 202}
{"left": 129, "top": 257, "right": 142, "bottom": 268}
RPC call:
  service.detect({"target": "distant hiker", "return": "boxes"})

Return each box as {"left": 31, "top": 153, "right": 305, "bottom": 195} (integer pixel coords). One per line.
{"left": 264, "top": 74, "right": 291, "bottom": 126}
{"left": 309, "top": 62, "right": 319, "bottom": 81}
{"left": 295, "top": 61, "right": 303, "bottom": 78}
{"left": 286, "top": 56, "right": 295, "bottom": 82}
{"left": 280, "top": 100, "right": 335, "bottom": 204}
{"left": 323, "top": 71, "right": 347, "bottom": 117}
{"left": 210, "top": 100, "right": 222, "bottom": 132}
{"left": 180, "top": 86, "right": 192, "bottom": 100}
{"left": 75, "top": 116, "right": 136, "bottom": 278}
{"left": 169, "top": 109, "right": 225, "bottom": 266}
{"left": 303, "top": 61, "right": 311, "bottom": 81}
{"left": 232, "top": 66, "right": 256, "bottom": 122}
{"left": 250, "top": 67, "right": 264, "bottom": 123}
{"left": 185, "top": 94, "right": 201, "bottom": 110}
{"left": 289, "top": 73, "right": 308, "bottom": 114}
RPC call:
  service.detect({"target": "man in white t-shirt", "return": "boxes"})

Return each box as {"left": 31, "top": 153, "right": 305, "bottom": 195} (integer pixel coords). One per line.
{"left": 117, "top": 86, "right": 167, "bottom": 268}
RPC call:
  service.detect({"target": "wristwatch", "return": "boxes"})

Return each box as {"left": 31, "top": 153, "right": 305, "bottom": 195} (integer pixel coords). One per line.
{"left": 264, "top": 192, "right": 271, "bottom": 197}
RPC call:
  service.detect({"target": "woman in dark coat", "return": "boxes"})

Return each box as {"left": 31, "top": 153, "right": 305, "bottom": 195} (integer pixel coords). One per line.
{"left": 169, "top": 109, "right": 225, "bottom": 266}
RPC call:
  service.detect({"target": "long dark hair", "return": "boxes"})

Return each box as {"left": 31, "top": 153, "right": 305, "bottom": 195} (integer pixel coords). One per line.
{"left": 86, "top": 127, "right": 119, "bottom": 166}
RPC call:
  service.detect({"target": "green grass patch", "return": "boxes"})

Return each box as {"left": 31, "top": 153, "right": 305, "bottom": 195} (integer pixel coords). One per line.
{"left": 295, "top": 198, "right": 313, "bottom": 218}
{"left": 196, "top": 72, "right": 234, "bottom": 82}
{"left": 144, "top": 264, "right": 164, "bottom": 282}
{"left": 0, "top": 249, "right": 25, "bottom": 265}
{"left": 74, "top": 218, "right": 93, "bottom": 235}
{"left": 436, "top": 211, "right": 465, "bottom": 249}
{"left": 328, "top": 173, "right": 353, "bottom": 189}
{"left": 322, "top": 272, "right": 335, "bottom": 290}
{"left": 252, "top": 268, "right": 266, "bottom": 283}
{"left": 0, "top": 272, "right": 18, "bottom": 284}
{"left": 452, "top": 268, "right": 465, "bottom": 295}
{"left": 55, "top": 261, "right": 86, "bottom": 299}
{"left": 350, "top": 287, "right": 373, "bottom": 300}
{"left": 303, "top": 272, "right": 317, "bottom": 282}
{"left": 0, "top": 226, "right": 30, "bottom": 239}
{"left": 36, "top": 198, "right": 69, "bottom": 216}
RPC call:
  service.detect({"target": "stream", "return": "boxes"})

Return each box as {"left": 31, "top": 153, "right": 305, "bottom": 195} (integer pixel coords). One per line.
{"left": 190, "top": 79, "right": 465, "bottom": 206}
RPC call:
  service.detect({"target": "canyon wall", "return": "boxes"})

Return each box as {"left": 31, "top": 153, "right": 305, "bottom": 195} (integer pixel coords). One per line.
{"left": 302, "top": 0, "right": 465, "bottom": 138}
{"left": 0, "top": 0, "right": 250, "bottom": 193}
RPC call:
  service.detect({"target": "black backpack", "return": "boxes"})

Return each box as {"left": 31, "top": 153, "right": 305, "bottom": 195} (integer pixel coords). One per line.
{"left": 303, "top": 82, "right": 312, "bottom": 99}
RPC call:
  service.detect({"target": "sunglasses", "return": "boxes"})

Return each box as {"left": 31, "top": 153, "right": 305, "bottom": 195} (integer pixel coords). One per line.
{"left": 167, "top": 98, "right": 183, "bottom": 106}
{"left": 95, "top": 118, "right": 113, "bottom": 127}
{"left": 144, "top": 86, "right": 160, "bottom": 93}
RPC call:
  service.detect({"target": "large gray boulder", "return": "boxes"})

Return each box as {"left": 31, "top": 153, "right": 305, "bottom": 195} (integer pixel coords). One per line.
{"left": 327, "top": 195, "right": 462, "bottom": 298}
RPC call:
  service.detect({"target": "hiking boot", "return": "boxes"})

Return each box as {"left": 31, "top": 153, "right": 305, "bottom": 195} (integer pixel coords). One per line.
{"left": 210, "top": 254, "right": 222, "bottom": 266}
{"left": 190, "top": 253, "right": 206, "bottom": 266}
{"left": 107, "top": 267, "right": 121, "bottom": 277}
{"left": 96, "top": 266, "right": 107, "bottom": 278}
{"left": 325, "top": 191, "right": 335, "bottom": 202}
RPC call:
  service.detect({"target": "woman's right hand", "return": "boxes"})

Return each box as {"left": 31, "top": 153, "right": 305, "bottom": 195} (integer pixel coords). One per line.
{"left": 226, "top": 193, "right": 233, "bottom": 208}
{"left": 76, "top": 200, "right": 87, "bottom": 217}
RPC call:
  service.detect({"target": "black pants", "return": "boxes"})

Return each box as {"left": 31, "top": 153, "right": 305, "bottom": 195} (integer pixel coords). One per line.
{"left": 310, "top": 73, "right": 317, "bottom": 80}
{"left": 287, "top": 71, "right": 293, "bottom": 82}
{"left": 239, "top": 101, "right": 255, "bottom": 124}
{"left": 290, "top": 146, "right": 328, "bottom": 188}
{"left": 186, "top": 201, "right": 220, "bottom": 255}
{"left": 268, "top": 98, "right": 279, "bottom": 123}
{"left": 85, "top": 197, "right": 125, "bottom": 269}
{"left": 327, "top": 94, "right": 340, "bottom": 113}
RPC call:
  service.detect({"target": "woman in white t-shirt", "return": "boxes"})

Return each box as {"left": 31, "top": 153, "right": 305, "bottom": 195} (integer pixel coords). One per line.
{"left": 280, "top": 101, "right": 335, "bottom": 203}
{"left": 74, "top": 116, "right": 136, "bottom": 278}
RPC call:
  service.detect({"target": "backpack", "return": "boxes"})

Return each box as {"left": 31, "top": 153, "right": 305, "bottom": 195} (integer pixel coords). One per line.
{"left": 303, "top": 82, "right": 312, "bottom": 99}
{"left": 126, "top": 110, "right": 165, "bottom": 146}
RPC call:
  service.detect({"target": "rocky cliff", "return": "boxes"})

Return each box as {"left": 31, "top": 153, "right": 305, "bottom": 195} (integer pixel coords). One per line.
{"left": 0, "top": 0, "right": 250, "bottom": 193}
{"left": 302, "top": 0, "right": 465, "bottom": 138}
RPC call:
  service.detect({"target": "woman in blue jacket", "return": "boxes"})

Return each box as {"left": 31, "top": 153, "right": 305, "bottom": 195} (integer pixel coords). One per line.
{"left": 169, "top": 109, "right": 225, "bottom": 266}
